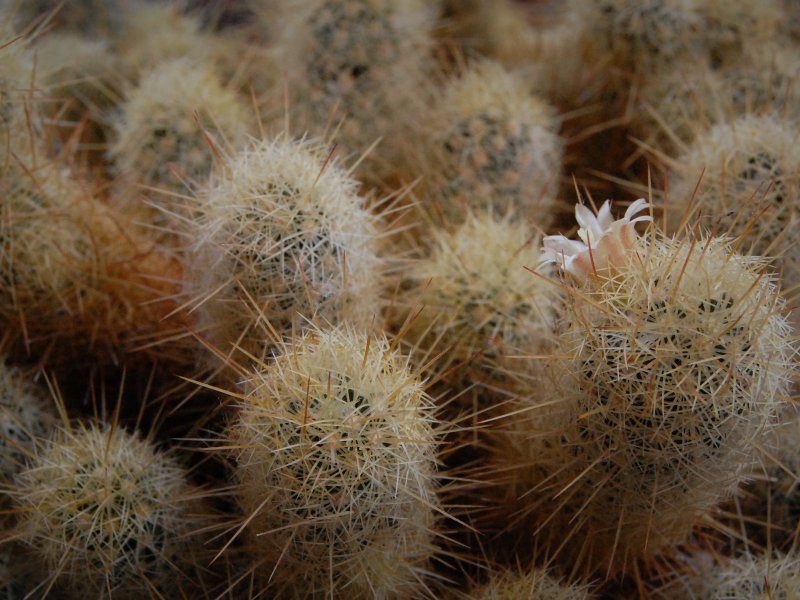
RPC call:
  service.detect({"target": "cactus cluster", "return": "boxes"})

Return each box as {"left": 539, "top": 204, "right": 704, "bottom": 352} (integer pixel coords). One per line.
{"left": 1, "top": 1, "right": 799, "bottom": 598}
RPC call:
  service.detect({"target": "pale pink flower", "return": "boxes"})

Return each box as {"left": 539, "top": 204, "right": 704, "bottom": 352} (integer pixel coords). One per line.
{"left": 540, "top": 198, "right": 651, "bottom": 280}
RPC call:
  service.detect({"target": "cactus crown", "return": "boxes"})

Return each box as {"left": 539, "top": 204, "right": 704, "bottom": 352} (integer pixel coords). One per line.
{"left": 13, "top": 422, "right": 204, "bottom": 597}
{"left": 408, "top": 211, "right": 556, "bottom": 382}
{"left": 189, "top": 135, "right": 382, "bottom": 361}
{"left": 111, "top": 57, "right": 250, "bottom": 194}
{"left": 431, "top": 59, "right": 562, "bottom": 220}
{"left": 227, "top": 326, "right": 439, "bottom": 599}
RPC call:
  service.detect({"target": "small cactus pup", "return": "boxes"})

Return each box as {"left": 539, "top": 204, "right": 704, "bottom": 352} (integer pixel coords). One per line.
{"left": 110, "top": 57, "right": 251, "bottom": 224}
{"left": 266, "top": 0, "right": 438, "bottom": 173}
{"left": 402, "top": 211, "right": 557, "bottom": 404}
{"left": 665, "top": 114, "right": 800, "bottom": 292}
{"left": 420, "top": 59, "right": 562, "bottom": 225}
{"left": 465, "top": 568, "right": 595, "bottom": 600}
{"left": 519, "top": 200, "right": 797, "bottom": 576}
{"left": 0, "top": 360, "right": 55, "bottom": 485}
{"left": 223, "top": 326, "right": 441, "bottom": 599}
{"left": 186, "top": 135, "right": 383, "bottom": 367}
{"left": 0, "top": 145, "right": 183, "bottom": 367}
{"left": 632, "top": 57, "right": 727, "bottom": 153}
{"left": 11, "top": 421, "right": 209, "bottom": 599}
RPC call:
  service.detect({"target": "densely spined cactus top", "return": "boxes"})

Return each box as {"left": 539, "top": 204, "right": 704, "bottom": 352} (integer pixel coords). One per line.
{"left": 501, "top": 201, "right": 797, "bottom": 576}
{"left": 226, "top": 326, "right": 440, "bottom": 599}
{"left": 111, "top": 57, "right": 251, "bottom": 199}
{"left": 404, "top": 211, "right": 557, "bottom": 394}
{"left": 267, "top": 0, "right": 437, "bottom": 168}
{"left": 187, "top": 135, "right": 383, "bottom": 365}
{"left": 425, "top": 59, "right": 562, "bottom": 223}
{"left": 12, "top": 422, "right": 208, "bottom": 599}
{"left": 666, "top": 114, "right": 800, "bottom": 291}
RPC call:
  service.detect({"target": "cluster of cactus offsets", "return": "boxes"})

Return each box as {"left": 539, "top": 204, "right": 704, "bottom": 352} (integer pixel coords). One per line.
{"left": 223, "top": 326, "right": 439, "bottom": 599}
{"left": 3, "top": 0, "right": 800, "bottom": 598}
{"left": 10, "top": 422, "right": 209, "bottom": 598}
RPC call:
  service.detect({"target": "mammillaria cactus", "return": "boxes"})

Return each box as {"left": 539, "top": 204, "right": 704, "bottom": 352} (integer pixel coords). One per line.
{"left": 111, "top": 57, "right": 251, "bottom": 204}
{"left": 224, "top": 326, "right": 441, "bottom": 599}
{"left": 403, "top": 211, "right": 557, "bottom": 397}
{"left": 266, "top": 0, "right": 437, "bottom": 170}
{"left": 0, "top": 361, "right": 54, "bottom": 484}
{"left": 10, "top": 422, "right": 209, "bottom": 598}
{"left": 114, "top": 2, "right": 224, "bottom": 80}
{"left": 660, "top": 552, "right": 800, "bottom": 599}
{"left": 186, "top": 135, "right": 383, "bottom": 366}
{"left": 665, "top": 114, "right": 800, "bottom": 291}
{"left": 494, "top": 200, "right": 796, "bottom": 576}
{"left": 421, "top": 60, "right": 562, "bottom": 224}
{"left": 577, "top": 0, "right": 705, "bottom": 78}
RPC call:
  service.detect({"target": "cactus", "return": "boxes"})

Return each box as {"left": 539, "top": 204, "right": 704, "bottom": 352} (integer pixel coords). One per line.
{"left": 33, "top": 33, "right": 120, "bottom": 152}
{"left": 635, "top": 44, "right": 800, "bottom": 152}
{"left": 186, "top": 135, "right": 383, "bottom": 365}
{"left": 466, "top": 568, "right": 595, "bottom": 600}
{"left": 0, "top": 140, "right": 184, "bottom": 366}
{"left": 697, "top": 0, "right": 783, "bottom": 68}
{"left": 114, "top": 3, "right": 228, "bottom": 80}
{"left": 577, "top": 0, "right": 705, "bottom": 78}
{"left": 493, "top": 201, "right": 796, "bottom": 577}
{"left": 403, "top": 211, "right": 557, "bottom": 397}
{"left": 10, "top": 422, "right": 209, "bottom": 599}
{"left": 224, "top": 326, "right": 440, "bottom": 599}
{"left": 111, "top": 57, "right": 251, "bottom": 204}
{"left": 267, "top": 0, "right": 437, "bottom": 169}
{"left": 633, "top": 58, "right": 726, "bottom": 151}
{"left": 665, "top": 114, "right": 800, "bottom": 291}
{"left": 0, "top": 361, "right": 55, "bottom": 484}
{"left": 421, "top": 60, "right": 562, "bottom": 224}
